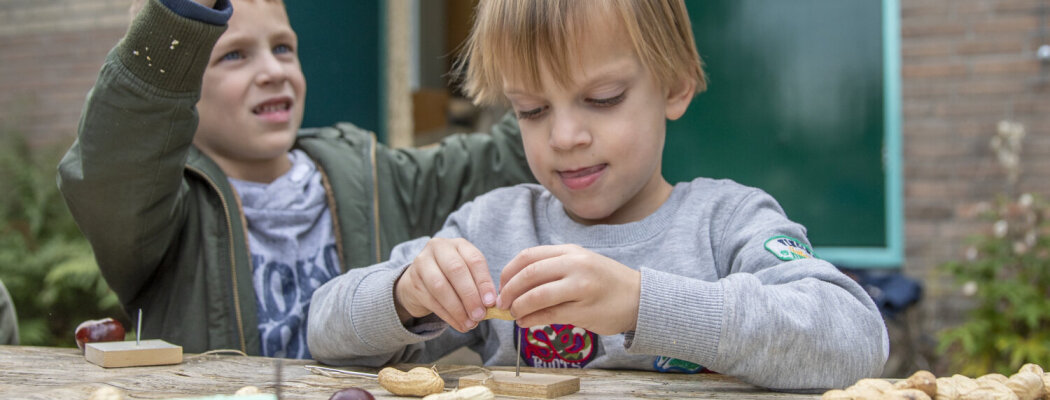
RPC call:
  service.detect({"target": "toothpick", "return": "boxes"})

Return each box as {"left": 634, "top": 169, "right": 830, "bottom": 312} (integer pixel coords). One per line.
{"left": 275, "top": 359, "right": 283, "bottom": 400}
{"left": 136, "top": 309, "right": 142, "bottom": 346}
{"left": 516, "top": 325, "right": 521, "bottom": 377}
{"left": 304, "top": 365, "right": 379, "bottom": 379}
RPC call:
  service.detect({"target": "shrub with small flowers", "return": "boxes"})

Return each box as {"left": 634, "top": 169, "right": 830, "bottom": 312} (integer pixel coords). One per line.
{"left": 936, "top": 120, "right": 1050, "bottom": 376}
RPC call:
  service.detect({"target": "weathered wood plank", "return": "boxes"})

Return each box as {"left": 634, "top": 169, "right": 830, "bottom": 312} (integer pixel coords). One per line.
{"left": 0, "top": 345, "right": 821, "bottom": 399}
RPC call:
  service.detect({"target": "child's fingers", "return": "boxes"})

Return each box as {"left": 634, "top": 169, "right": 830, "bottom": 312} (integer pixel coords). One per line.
{"left": 400, "top": 261, "right": 465, "bottom": 331}
{"left": 498, "top": 253, "right": 568, "bottom": 314}
{"left": 414, "top": 249, "right": 473, "bottom": 332}
{"left": 513, "top": 279, "right": 576, "bottom": 328}
{"left": 410, "top": 279, "right": 455, "bottom": 325}
{"left": 431, "top": 239, "right": 486, "bottom": 329}
{"left": 455, "top": 240, "right": 497, "bottom": 308}
{"left": 498, "top": 245, "right": 572, "bottom": 292}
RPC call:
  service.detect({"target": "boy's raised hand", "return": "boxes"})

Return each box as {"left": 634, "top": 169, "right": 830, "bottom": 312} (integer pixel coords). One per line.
{"left": 497, "top": 244, "right": 641, "bottom": 335}
{"left": 394, "top": 238, "right": 497, "bottom": 333}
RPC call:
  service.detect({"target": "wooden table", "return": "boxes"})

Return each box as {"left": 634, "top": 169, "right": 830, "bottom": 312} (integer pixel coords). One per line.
{"left": 0, "top": 345, "right": 821, "bottom": 399}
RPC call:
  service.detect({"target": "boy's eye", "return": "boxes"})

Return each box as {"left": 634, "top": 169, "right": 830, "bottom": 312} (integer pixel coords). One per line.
{"left": 588, "top": 92, "right": 626, "bottom": 108}
{"left": 220, "top": 50, "right": 243, "bottom": 62}
{"left": 515, "top": 106, "right": 548, "bottom": 121}
{"left": 273, "top": 44, "right": 293, "bottom": 54}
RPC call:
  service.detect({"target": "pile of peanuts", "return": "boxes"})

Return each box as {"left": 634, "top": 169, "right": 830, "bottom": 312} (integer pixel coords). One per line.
{"left": 822, "top": 363, "right": 1050, "bottom": 400}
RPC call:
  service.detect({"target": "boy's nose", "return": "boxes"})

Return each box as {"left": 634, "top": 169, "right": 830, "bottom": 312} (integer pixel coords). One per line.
{"left": 255, "top": 54, "right": 287, "bottom": 86}
{"left": 549, "top": 111, "right": 592, "bottom": 151}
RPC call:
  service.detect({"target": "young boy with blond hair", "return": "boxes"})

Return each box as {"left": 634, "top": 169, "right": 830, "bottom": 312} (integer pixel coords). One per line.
{"left": 307, "top": 0, "right": 888, "bottom": 390}
{"left": 58, "top": 0, "right": 533, "bottom": 358}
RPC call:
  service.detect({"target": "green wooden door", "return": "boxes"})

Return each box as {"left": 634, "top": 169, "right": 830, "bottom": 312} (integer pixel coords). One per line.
{"left": 285, "top": 2, "right": 385, "bottom": 140}
{"left": 665, "top": 0, "right": 902, "bottom": 267}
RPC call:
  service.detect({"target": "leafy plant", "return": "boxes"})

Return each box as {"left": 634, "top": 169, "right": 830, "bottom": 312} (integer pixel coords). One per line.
{"left": 0, "top": 132, "right": 125, "bottom": 347}
{"left": 937, "top": 121, "right": 1050, "bottom": 376}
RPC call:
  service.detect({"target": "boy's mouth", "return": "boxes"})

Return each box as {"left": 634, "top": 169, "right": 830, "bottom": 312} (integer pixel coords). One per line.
{"left": 252, "top": 97, "right": 293, "bottom": 123}
{"left": 558, "top": 164, "right": 607, "bottom": 190}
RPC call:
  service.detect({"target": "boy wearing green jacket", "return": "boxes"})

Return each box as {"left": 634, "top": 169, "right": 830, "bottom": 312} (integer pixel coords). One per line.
{"left": 57, "top": 0, "right": 532, "bottom": 358}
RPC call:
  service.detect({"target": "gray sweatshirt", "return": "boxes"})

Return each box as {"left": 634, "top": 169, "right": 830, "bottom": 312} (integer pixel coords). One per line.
{"left": 308, "top": 179, "right": 888, "bottom": 390}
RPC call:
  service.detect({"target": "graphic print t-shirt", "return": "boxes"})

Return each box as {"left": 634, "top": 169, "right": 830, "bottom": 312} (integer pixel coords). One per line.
{"left": 514, "top": 324, "right": 706, "bottom": 373}
{"left": 230, "top": 149, "right": 338, "bottom": 359}
{"left": 517, "top": 324, "right": 599, "bottom": 368}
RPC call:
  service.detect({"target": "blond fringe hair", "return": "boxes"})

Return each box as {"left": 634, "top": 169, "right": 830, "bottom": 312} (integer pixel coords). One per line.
{"left": 454, "top": 0, "right": 707, "bottom": 106}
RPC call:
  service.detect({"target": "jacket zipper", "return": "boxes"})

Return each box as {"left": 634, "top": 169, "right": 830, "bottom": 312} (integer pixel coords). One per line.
{"left": 312, "top": 162, "right": 346, "bottom": 271}
{"left": 185, "top": 165, "right": 248, "bottom": 354}
{"left": 369, "top": 134, "right": 381, "bottom": 263}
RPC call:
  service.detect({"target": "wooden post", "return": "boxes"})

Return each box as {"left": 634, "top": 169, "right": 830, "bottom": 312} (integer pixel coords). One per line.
{"left": 385, "top": 0, "right": 413, "bottom": 148}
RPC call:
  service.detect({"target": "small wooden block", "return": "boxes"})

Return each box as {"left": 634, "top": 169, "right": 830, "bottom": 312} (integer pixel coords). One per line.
{"left": 458, "top": 370, "right": 580, "bottom": 398}
{"left": 85, "top": 339, "right": 183, "bottom": 368}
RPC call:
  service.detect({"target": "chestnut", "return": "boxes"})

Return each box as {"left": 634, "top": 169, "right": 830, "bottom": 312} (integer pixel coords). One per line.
{"left": 329, "top": 387, "right": 375, "bottom": 400}
{"left": 74, "top": 317, "right": 125, "bottom": 351}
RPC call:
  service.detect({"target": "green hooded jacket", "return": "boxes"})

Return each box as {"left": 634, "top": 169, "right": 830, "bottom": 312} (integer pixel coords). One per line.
{"left": 57, "top": 0, "right": 533, "bottom": 355}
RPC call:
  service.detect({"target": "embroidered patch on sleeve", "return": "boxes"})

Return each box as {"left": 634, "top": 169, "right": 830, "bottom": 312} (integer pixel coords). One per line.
{"left": 653, "top": 356, "right": 706, "bottom": 373}
{"left": 763, "top": 235, "right": 815, "bottom": 261}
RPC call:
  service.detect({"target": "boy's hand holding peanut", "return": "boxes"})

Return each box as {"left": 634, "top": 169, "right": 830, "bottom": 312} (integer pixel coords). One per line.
{"left": 498, "top": 244, "right": 641, "bottom": 335}
{"left": 395, "top": 238, "right": 497, "bottom": 332}
{"left": 394, "top": 240, "right": 643, "bottom": 335}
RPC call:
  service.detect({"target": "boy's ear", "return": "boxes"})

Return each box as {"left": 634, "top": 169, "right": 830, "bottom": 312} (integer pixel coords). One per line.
{"left": 665, "top": 78, "right": 696, "bottom": 121}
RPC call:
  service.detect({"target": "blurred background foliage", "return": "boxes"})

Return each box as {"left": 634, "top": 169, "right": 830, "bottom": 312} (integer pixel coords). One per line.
{"left": 938, "top": 192, "right": 1050, "bottom": 376}
{"left": 937, "top": 121, "right": 1050, "bottom": 376}
{"left": 0, "top": 132, "right": 125, "bottom": 347}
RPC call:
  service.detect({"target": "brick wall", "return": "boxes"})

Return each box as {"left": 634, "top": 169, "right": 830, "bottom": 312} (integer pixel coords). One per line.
{"left": 0, "top": 0, "right": 129, "bottom": 147}
{"left": 900, "top": 0, "right": 1050, "bottom": 361}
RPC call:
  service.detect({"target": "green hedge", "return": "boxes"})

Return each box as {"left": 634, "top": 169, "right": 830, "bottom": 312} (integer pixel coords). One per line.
{"left": 0, "top": 133, "right": 125, "bottom": 347}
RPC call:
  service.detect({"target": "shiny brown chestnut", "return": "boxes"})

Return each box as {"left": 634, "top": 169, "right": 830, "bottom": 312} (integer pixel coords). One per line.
{"left": 74, "top": 317, "right": 125, "bottom": 351}
{"left": 328, "top": 387, "right": 376, "bottom": 400}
